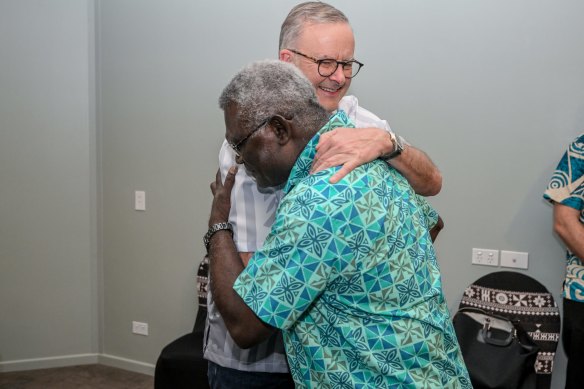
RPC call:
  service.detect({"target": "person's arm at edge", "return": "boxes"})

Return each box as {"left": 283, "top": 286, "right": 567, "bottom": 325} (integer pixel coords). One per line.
{"left": 313, "top": 127, "right": 442, "bottom": 196}
{"left": 553, "top": 202, "right": 584, "bottom": 259}
{"left": 208, "top": 167, "right": 276, "bottom": 349}
{"left": 430, "top": 215, "right": 444, "bottom": 242}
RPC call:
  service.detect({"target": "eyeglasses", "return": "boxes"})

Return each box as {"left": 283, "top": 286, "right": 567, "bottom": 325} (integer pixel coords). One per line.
{"left": 287, "top": 49, "right": 364, "bottom": 79}
{"left": 228, "top": 118, "right": 270, "bottom": 157}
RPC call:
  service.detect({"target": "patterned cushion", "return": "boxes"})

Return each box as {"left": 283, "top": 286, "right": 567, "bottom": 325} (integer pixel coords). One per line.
{"left": 459, "top": 271, "right": 560, "bottom": 388}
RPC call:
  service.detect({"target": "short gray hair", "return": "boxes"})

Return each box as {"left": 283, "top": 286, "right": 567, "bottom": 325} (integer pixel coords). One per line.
{"left": 219, "top": 59, "right": 328, "bottom": 136}
{"left": 279, "top": 1, "right": 350, "bottom": 51}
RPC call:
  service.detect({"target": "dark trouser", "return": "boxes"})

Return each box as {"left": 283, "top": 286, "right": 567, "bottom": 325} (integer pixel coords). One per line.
{"left": 563, "top": 298, "right": 584, "bottom": 389}
{"left": 207, "top": 361, "right": 295, "bottom": 389}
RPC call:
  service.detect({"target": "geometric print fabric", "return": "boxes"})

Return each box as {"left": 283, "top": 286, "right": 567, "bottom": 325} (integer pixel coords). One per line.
{"left": 233, "top": 112, "right": 471, "bottom": 388}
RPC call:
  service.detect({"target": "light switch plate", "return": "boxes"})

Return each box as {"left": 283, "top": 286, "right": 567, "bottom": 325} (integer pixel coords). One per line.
{"left": 134, "top": 190, "right": 146, "bottom": 211}
{"left": 500, "top": 250, "right": 528, "bottom": 269}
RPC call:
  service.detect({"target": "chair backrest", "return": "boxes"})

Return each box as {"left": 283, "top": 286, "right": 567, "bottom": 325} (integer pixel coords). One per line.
{"left": 458, "top": 271, "right": 560, "bottom": 389}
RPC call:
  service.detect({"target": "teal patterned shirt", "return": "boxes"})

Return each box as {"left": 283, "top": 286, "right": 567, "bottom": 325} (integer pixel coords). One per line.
{"left": 544, "top": 134, "right": 584, "bottom": 301}
{"left": 233, "top": 111, "right": 471, "bottom": 388}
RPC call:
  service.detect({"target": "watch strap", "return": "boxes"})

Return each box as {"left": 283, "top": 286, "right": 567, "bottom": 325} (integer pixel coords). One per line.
{"left": 380, "top": 133, "right": 404, "bottom": 161}
{"left": 204, "top": 222, "right": 233, "bottom": 251}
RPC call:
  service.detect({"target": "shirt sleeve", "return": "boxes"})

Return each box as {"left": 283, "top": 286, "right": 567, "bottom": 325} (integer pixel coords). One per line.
{"left": 414, "top": 195, "right": 439, "bottom": 230}
{"left": 233, "top": 171, "right": 344, "bottom": 330}
{"left": 543, "top": 134, "right": 584, "bottom": 212}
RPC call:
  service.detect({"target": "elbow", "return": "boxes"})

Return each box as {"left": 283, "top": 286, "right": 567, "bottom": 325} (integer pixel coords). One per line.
{"left": 428, "top": 170, "right": 443, "bottom": 196}
{"left": 230, "top": 326, "right": 260, "bottom": 349}
{"left": 226, "top": 314, "right": 275, "bottom": 349}
{"left": 418, "top": 170, "right": 443, "bottom": 197}
{"left": 233, "top": 337, "right": 255, "bottom": 350}
{"left": 553, "top": 220, "right": 567, "bottom": 241}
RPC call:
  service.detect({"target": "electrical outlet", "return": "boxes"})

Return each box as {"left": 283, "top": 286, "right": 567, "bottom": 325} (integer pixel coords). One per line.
{"left": 132, "top": 321, "right": 148, "bottom": 336}
{"left": 472, "top": 248, "right": 499, "bottom": 266}
{"left": 501, "top": 250, "right": 528, "bottom": 269}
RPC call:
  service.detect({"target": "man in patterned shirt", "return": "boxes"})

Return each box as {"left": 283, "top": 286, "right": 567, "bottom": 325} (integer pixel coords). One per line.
{"left": 205, "top": 3, "right": 442, "bottom": 387}
{"left": 544, "top": 133, "right": 584, "bottom": 389}
{"left": 207, "top": 59, "right": 470, "bottom": 388}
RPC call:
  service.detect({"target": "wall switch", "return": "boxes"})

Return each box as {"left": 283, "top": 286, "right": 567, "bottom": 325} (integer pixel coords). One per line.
{"left": 472, "top": 248, "right": 499, "bottom": 266}
{"left": 501, "top": 250, "right": 528, "bottom": 269}
{"left": 134, "top": 191, "right": 146, "bottom": 211}
{"left": 132, "top": 321, "right": 148, "bottom": 336}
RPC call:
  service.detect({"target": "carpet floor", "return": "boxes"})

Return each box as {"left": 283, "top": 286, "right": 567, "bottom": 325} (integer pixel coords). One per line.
{"left": 0, "top": 364, "right": 153, "bottom": 389}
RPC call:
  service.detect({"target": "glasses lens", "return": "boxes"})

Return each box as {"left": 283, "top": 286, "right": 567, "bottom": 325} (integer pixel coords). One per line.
{"left": 318, "top": 59, "right": 338, "bottom": 77}
{"left": 346, "top": 61, "right": 361, "bottom": 78}
{"left": 318, "top": 60, "right": 362, "bottom": 78}
{"left": 344, "top": 62, "right": 355, "bottom": 76}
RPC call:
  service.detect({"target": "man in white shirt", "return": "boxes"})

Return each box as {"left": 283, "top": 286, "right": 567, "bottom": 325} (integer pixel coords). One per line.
{"left": 204, "top": 2, "right": 442, "bottom": 388}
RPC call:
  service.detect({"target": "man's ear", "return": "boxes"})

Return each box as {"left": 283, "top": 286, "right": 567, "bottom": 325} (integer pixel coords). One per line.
{"left": 279, "top": 49, "right": 293, "bottom": 63}
{"left": 268, "top": 115, "right": 292, "bottom": 146}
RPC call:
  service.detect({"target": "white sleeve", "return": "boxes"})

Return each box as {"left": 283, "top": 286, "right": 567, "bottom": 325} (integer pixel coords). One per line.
{"left": 218, "top": 140, "right": 282, "bottom": 252}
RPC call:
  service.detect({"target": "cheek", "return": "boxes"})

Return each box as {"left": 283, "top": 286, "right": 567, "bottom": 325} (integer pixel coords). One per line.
{"left": 241, "top": 147, "right": 271, "bottom": 176}
{"left": 295, "top": 63, "right": 322, "bottom": 89}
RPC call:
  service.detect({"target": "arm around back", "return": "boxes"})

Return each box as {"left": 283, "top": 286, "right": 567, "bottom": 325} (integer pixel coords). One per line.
{"left": 313, "top": 126, "right": 442, "bottom": 195}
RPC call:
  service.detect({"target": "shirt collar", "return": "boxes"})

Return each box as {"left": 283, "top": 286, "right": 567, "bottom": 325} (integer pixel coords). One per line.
{"left": 283, "top": 110, "right": 354, "bottom": 195}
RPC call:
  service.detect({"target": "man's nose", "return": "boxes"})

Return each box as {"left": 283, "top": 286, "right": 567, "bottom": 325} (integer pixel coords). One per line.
{"left": 327, "top": 64, "right": 346, "bottom": 84}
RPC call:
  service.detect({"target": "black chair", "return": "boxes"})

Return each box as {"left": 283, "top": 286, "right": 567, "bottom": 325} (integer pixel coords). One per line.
{"left": 154, "top": 256, "right": 210, "bottom": 389}
{"left": 457, "top": 271, "right": 561, "bottom": 389}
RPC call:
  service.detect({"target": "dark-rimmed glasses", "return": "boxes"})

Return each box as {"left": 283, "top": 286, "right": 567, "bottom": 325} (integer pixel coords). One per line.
{"left": 228, "top": 118, "right": 270, "bottom": 157}
{"left": 287, "top": 49, "right": 364, "bottom": 79}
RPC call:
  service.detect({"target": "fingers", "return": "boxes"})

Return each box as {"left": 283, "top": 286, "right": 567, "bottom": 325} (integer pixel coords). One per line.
{"left": 329, "top": 161, "right": 358, "bottom": 184}
{"left": 208, "top": 166, "right": 238, "bottom": 225}
{"left": 211, "top": 166, "right": 238, "bottom": 195}
{"left": 223, "top": 165, "right": 238, "bottom": 193}
{"left": 315, "top": 129, "right": 336, "bottom": 153}
{"left": 312, "top": 152, "right": 347, "bottom": 174}
{"left": 210, "top": 169, "right": 222, "bottom": 195}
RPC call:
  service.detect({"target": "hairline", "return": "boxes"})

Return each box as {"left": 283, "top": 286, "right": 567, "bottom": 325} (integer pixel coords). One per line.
{"left": 279, "top": 1, "right": 351, "bottom": 51}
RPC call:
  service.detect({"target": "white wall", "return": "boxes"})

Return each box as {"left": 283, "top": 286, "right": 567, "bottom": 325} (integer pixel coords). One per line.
{"left": 0, "top": 0, "right": 98, "bottom": 370}
{"left": 2, "top": 0, "right": 584, "bottom": 386}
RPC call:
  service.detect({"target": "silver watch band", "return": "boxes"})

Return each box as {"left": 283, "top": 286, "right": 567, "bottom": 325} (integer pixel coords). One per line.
{"left": 203, "top": 222, "right": 233, "bottom": 251}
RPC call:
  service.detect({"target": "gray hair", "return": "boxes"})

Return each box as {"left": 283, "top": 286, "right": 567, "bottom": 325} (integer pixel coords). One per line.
{"left": 279, "top": 1, "right": 350, "bottom": 51}
{"left": 219, "top": 59, "right": 328, "bottom": 137}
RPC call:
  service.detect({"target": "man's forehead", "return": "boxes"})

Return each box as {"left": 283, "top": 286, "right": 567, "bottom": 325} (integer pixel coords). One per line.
{"left": 295, "top": 22, "right": 355, "bottom": 56}
{"left": 224, "top": 104, "right": 244, "bottom": 136}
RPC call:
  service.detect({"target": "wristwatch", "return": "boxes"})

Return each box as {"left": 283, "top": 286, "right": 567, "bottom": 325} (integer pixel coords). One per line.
{"left": 203, "top": 222, "right": 233, "bottom": 252}
{"left": 380, "top": 133, "right": 404, "bottom": 161}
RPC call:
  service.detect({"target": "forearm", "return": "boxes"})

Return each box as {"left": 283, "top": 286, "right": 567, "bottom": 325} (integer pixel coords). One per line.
{"left": 387, "top": 145, "right": 442, "bottom": 196}
{"left": 208, "top": 232, "right": 274, "bottom": 348}
{"left": 554, "top": 204, "right": 584, "bottom": 259}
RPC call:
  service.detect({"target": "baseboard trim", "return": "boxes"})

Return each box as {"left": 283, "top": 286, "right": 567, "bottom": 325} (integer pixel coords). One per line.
{"left": 99, "top": 354, "right": 155, "bottom": 376}
{"left": 0, "top": 353, "right": 155, "bottom": 376}
{"left": 0, "top": 353, "right": 98, "bottom": 373}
